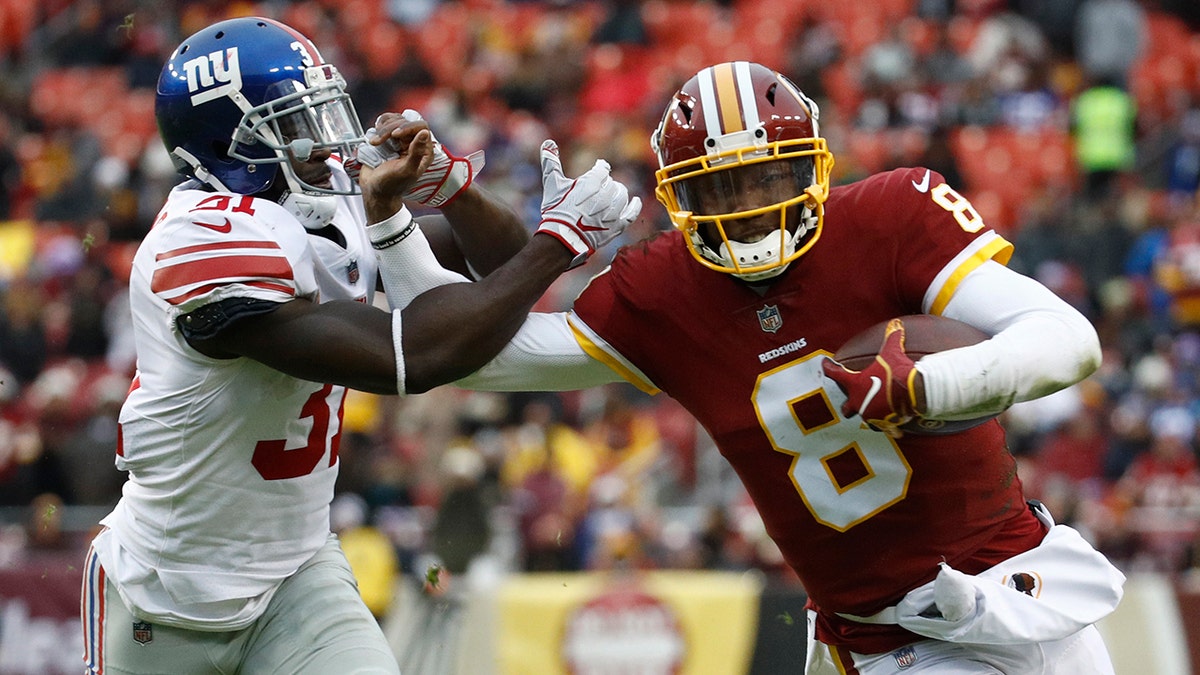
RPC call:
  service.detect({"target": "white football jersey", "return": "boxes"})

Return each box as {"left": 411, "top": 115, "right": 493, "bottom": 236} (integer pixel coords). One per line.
{"left": 94, "top": 163, "right": 379, "bottom": 630}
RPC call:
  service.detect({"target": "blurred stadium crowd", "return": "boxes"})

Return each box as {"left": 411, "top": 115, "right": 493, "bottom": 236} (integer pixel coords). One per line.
{"left": 2, "top": 0, "right": 1200, "bottom": 611}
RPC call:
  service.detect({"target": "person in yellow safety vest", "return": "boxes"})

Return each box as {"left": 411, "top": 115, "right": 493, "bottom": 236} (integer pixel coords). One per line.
{"left": 1071, "top": 76, "right": 1137, "bottom": 202}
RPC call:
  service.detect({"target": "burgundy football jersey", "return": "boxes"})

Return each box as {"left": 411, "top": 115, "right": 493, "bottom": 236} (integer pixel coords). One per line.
{"left": 569, "top": 167, "right": 1046, "bottom": 653}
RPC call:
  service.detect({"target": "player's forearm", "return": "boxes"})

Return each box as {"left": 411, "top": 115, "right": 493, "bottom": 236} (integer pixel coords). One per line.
{"left": 400, "top": 233, "right": 573, "bottom": 393}
{"left": 439, "top": 183, "right": 530, "bottom": 276}
{"left": 917, "top": 264, "right": 1101, "bottom": 419}
{"left": 454, "top": 312, "right": 623, "bottom": 391}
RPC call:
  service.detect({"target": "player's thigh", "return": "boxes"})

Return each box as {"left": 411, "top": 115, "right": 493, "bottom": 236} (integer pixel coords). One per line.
{"left": 82, "top": 558, "right": 237, "bottom": 674}
{"left": 810, "top": 641, "right": 1004, "bottom": 674}
{"left": 241, "top": 537, "right": 399, "bottom": 675}
{"left": 820, "top": 627, "right": 1114, "bottom": 675}
{"left": 1040, "top": 625, "right": 1115, "bottom": 675}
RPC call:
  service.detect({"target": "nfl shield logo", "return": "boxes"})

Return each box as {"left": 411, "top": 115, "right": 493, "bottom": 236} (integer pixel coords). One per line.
{"left": 893, "top": 645, "right": 917, "bottom": 669}
{"left": 757, "top": 305, "right": 783, "bottom": 333}
{"left": 347, "top": 259, "right": 360, "bottom": 284}
{"left": 132, "top": 620, "right": 153, "bottom": 645}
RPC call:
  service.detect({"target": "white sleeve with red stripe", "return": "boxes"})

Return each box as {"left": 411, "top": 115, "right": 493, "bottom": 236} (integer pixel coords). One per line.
{"left": 147, "top": 187, "right": 319, "bottom": 316}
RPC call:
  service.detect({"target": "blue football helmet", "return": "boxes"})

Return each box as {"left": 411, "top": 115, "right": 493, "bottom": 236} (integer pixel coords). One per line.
{"left": 155, "top": 17, "right": 364, "bottom": 196}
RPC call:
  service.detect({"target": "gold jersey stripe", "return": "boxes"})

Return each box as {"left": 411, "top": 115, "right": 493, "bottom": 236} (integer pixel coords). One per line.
{"left": 930, "top": 237, "right": 1014, "bottom": 315}
{"left": 566, "top": 319, "right": 660, "bottom": 395}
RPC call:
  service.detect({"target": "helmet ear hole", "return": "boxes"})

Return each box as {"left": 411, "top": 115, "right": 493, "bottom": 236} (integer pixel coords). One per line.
{"left": 211, "top": 141, "right": 233, "bottom": 162}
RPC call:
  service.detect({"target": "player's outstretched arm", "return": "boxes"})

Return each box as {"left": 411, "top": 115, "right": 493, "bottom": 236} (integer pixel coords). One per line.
{"left": 401, "top": 139, "right": 640, "bottom": 393}
{"left": 186, "top": 141, "right": 640, "bottom": 395}
{"left": 190, "top": 234, "right": 578, "bottom": 395}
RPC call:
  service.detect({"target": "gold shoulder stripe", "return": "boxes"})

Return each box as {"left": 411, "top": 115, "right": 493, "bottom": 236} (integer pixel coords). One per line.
{"left": 930, "top": 237, "right": 1014, "bottom": 315}
{"left": 566, "top": 318, "right": 660, "bottom": 395}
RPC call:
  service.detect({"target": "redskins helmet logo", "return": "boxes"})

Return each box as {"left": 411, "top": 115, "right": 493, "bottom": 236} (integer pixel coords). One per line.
{"left": 1006, "top": 571, "right": 1042, "bottom": 597}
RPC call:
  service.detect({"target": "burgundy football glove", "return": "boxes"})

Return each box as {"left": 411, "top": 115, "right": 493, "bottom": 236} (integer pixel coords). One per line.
{"left": 822, "top": 318, "right": 922, "bottom": 438}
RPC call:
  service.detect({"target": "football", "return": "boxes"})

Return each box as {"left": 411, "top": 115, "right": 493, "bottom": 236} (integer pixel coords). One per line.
{"left": 833, "top": 314, "right": 997, "bottom": 435}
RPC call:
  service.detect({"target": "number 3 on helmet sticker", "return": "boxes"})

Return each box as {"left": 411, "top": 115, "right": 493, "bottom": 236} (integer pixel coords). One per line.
{"left": 930, "top": 183, "right": 984, "bottom": 233}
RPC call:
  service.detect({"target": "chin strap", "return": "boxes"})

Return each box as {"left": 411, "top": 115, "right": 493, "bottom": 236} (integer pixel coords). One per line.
{"left": 279, "top": 190, "right": 338, "bottom": 230}
{"left": 172, "top": 147, "right": 232, "bottom": 193}
{"left": 702, "top": 206, "right": 817, "bottom": 282}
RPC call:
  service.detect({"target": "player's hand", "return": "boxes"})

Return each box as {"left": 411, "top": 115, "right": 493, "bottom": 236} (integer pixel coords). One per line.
{"left": 350, "top": 110, "right": 482, "bottom": 216}
{"left": 355, "top": 107, "right": 482, "bottom": 206}
{"left": 535, "top": 139, "right": 641, "bottom": 267}
{"left": 822, "top": 318, "right": 921, "bottom": 438}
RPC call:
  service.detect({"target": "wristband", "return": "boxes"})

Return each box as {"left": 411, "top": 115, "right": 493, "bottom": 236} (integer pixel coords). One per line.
{"left": 366, "top": 205, "right": 416, "bottom": 250}
{"left": 374, "top": 215, "right": 471, "bottom": 311}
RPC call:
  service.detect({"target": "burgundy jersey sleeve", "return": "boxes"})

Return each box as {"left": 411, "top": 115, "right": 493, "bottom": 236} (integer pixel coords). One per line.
{"left": 831, "top": 167, "right": 1013, "bottom": 315}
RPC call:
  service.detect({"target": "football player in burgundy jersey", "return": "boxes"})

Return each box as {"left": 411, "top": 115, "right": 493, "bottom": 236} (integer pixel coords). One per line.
{"left": 441, "top": 62, "right": 1125, "bottom": 673}
{"left": 80, "top": 17, "right": 639, "bottom": 675}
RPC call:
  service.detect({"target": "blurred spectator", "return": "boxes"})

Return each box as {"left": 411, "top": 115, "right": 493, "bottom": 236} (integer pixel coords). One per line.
{"left": 592, "top": 0, "right": 648, "bottom": 45}
{"left": 64, "top": 261, "right": 114, "bottom": 359}
{"left": 0, "top": 363, "right": 79, "bottom": 506}
{"left": 1074, "top": 0, "right": 1146, "bottom": 86}
{"left": 332, "top": 492, "right": 401, "bottom": 622}
{"left": 1165, "top": 108, "right": 1200, "bottom": 207}
{"left": 429, "top": 444, "right": 492, "bottom": 576}
{"left": 995, "top": 56, "right": 1063, "bottom": 132}
{"left": 921, "top": 21, "right": 974, "bottom": 93}
{"left": 0, "top": 114, "right": 22, "bottom": 219}
{"left": 57, "top": 368, "right": 126, "bottom": 505}
{"left": 0, "top": 279, "right": 47, "bottom": 385}
{"left": 1114, "top": 405, "right": 1200, "bottom": 571}
{"left": 1014, "top": 0, "right": 1083, "bottom": 59}
{"left": 512, "top": 450, "right": 578, "bottom": 570}
{"left": 1145, "top": 209, "right": 1200, "bottom": 329}
{"left": 1025, "top": 403, "right": 1112, "bottom": 522}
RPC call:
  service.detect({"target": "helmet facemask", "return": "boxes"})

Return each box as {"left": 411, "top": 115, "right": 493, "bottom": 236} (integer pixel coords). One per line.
{"left": 669, "top": 149, "right": 826, "bottom": 282}
{"left": 231, "top": 63, "right": 364, "bottom": 197}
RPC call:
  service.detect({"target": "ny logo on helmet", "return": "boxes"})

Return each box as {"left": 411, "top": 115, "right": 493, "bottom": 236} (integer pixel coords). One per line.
{"left": 183, "top": 47, "right": 243, "bottom": 106}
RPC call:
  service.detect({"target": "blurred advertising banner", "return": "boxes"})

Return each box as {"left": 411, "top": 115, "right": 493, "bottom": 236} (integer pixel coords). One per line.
{"left": 495, "top": 570, "right": 763, "bottom": 675}
{"left": 0, "top": 553, "right": 84, "bottom": 675}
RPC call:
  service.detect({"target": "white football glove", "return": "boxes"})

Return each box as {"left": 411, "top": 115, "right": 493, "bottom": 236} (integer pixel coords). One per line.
{"left": 355, "top": 109, "right": 484, "bottom": 208}
{"left": 536, "top": 139, "right": 641, "bottom": 267}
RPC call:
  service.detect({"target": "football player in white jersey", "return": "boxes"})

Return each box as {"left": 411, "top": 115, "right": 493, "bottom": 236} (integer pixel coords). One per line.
{"left": 80, "top": 17, "right": 639, "bottom": 675}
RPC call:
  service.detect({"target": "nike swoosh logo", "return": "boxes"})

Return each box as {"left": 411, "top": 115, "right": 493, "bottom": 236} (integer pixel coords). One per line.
{"left": 912, "top": 169, "right": 931, "bottom": 193}
{"left": 192, "top": 218, "right": 232, "bottom": 234}
{"left": 574, "top": 217, "right": 606, "bottom": 233}
{"left": 859, "top": 376, "right": 883, "bottom": 415}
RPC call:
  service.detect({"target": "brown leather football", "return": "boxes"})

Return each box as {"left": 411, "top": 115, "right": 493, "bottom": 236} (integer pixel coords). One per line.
{"left": 833, "top": 314, "right": 997, "bottom": 435}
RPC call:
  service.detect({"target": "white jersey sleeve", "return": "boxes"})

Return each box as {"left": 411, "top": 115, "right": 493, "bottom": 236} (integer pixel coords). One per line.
{"left": 146, "top": 187, "right": 321, "bottom": 317}
{"left": 453, "top": 312, "right": 623, "bottom": 391}
{"left": 916, "top": 260, "right": 1102, "bottom": 420}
